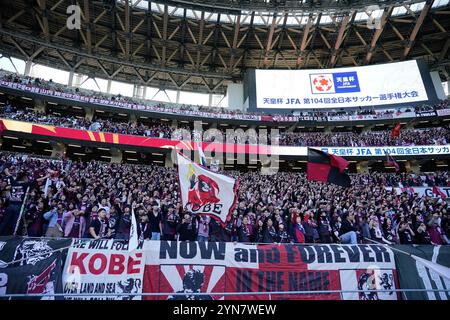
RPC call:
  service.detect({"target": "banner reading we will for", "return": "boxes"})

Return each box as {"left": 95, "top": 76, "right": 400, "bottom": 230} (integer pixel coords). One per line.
{"left": 62, "top": 239, "right": 145, "bottom": 300}
{"left": 142, "top": 241, "right": 400, "bottom": 300}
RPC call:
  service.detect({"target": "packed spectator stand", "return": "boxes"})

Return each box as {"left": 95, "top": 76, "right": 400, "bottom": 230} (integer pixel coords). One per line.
{"left": 0, "top": 153, "right": 448, "bottom": 246}
{"left": 1, "top": 107, "right": 449, "bottom": 147}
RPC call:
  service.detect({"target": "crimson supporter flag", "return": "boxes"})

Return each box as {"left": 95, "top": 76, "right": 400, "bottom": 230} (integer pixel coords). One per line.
{"left": 433, "top": 185, "right": 447, "bottom": 199}
{"left": 386, "top": 153, "right": 400, "bottom": 172}
{"left": 391, "top": 123, "right": 401, "bottom": 138}
{"left": 307, "top": 148, "right": 351, "bottom": 187}
{"left": 176, "top": 152, "right": 238, "bottom": 225}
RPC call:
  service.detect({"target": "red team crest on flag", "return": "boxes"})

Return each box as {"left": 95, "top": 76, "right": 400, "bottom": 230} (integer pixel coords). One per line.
{"left": 188, "top": 174, "right": 221, "bottom": 208}
{"left": 177, "top": 152, "right": 238, "bottom": 225}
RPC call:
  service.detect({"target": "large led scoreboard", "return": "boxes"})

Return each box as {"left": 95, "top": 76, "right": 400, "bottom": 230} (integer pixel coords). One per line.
{"left": 244, "top": 60, "right": 439, "bottom": 113}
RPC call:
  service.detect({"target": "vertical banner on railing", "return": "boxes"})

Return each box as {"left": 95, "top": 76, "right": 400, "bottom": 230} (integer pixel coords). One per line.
{"left": 392, "top": 245, "right": 450, "bottom": 300}
{"left": 0, "top": 237, "right": 71, "bottom": 300}
{"left": 61, "top": 239, "right": 145, "bottom": 300}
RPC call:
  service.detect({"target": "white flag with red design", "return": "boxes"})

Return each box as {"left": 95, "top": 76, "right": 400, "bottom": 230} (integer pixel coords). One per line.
{"left": 177, "top": 152, "right": 238, "bottom": 226}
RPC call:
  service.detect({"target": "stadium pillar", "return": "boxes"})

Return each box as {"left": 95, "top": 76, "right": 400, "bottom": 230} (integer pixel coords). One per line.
{"left": 356, "top": 161, "right": 369, "bottom": 173}
{"left": 362, "top": 125, "right": 374, "bottom": 132}
{"left": 107, "top": 79, "right": 112, "bottom": 94}
{"left": 405, "top": 160, "right": 420, "bottom": 173}
{"left": 134, "top": 85, "right": 145, "bottom": 99}
{"left": 208, "top": 93, "right": 213, "bottom": 107}
{"left": 50, "top": 142, "right": 67, "bottom": 158}
{"left": 34, "top": 99, "right": 47, "bottom": 114}
{"left": 165, "top": 152, "right": 174, "bottom": 168}
{"left": 130, "top": 113, "right": 137, "bottom": 124}
{"left": 84, "top": 107, "right": 94, "bottom": 121}
{"left": 68, "top": 71, "right": 74, "bottom": 87}
{"left": 73, "top": 73, "right": 83, "bottom": 87}
{"left": 24, "top": 60, "right": 33, "bottom": 76}
{"left": 176, "top": 90, "right": 180, "bottom": 104}
{"left": 110, "top": 148, "right": 123, "bottom": 163}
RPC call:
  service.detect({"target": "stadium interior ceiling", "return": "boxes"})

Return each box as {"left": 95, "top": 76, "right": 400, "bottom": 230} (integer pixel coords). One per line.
{"left": 0, "top": 0, "right": 449, "bottom": 94}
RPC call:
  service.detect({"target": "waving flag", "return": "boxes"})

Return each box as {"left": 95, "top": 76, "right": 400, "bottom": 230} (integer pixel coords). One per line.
{"left": 197, "top": 142, "right": 208, "bottom": 167}
{"left": 391, "top": 123, "right": 401, "bottom": 138}
{"left": 307, "top": 148, "right": 351, "bottom": 187}
{"left": 386, "top": 153, "right": 400, "bottom": 172}
{"left": 177, "top": 152, "right": 238, "bottom": 225}
{"left": 128, "top": 207, "right": 139, "bottom": 252}
{"left": 433, "top": 186, "right": 447, "bottom": 199}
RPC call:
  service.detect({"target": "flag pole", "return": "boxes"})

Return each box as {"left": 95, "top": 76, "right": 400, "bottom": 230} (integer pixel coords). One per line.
{"left": 13, "top": 186, "right": 30, "bottom": 236}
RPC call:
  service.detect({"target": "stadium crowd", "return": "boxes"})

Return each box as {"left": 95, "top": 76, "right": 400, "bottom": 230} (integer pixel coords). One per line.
{"left": 0, "top": 153, "right": 448, "bottom": 245}
{"left": 1, "top": 106, "right": 449, "bottom": 147}
{"left": 278, "top": 128, "right": 449, "bottom": 146}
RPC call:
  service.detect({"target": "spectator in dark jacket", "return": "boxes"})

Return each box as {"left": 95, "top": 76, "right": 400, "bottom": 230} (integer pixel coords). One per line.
{"left": 277, "top": 224, "right": 289, "bottom": 243}
{"left": 398, "top": 221, "right": 415, "bottom": 244}
{"left": 302, "top": 213, "right": 316, "bottom": 243}
{"left": 177, "top": 213, "right": 197, "bottom": 241}
{"left": 254, "top": 219, "right": 265, "bottom": 243}
{"left": 263, "top": 218, "right": 277, "bottom": 243}
{"left": 115, "top": 206, "right": 132, "bottom": 240}
{"left": 415, "top": 222, "right": 432, "bottom": 244}
{"left": 238, "top": 216, "right": 252, "bottom": 243}
{"left": 339, "top": 212, "right": 358, "bottom": 244}
{"left": 162, "top": 205, "right": 179, "bottom": 240}
{"left": 318, "top": 213, "right": 332, "bottom": 243}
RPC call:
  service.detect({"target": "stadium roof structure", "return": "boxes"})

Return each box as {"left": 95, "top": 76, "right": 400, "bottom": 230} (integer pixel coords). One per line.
{"left": 0, "top": 0, "right": 449, "bottom": 94}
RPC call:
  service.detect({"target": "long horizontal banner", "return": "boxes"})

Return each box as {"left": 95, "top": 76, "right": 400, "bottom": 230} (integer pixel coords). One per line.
{"left": 143, "top": 241, "right": 399, "bottom": 300}
{"left": 386, "top": 186, "right": 450, "bottom": 198}
{"left": 1, "top": 238, "right": 449, "bottom": 300}
{"left": 0, "top": 81, "right": 444, "bottom": 123}
{"left": 2, "top": 119, "right": 450, "bottom": 158}
{"left": 62, "top": 239, "right": 145, "bottom": 300}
